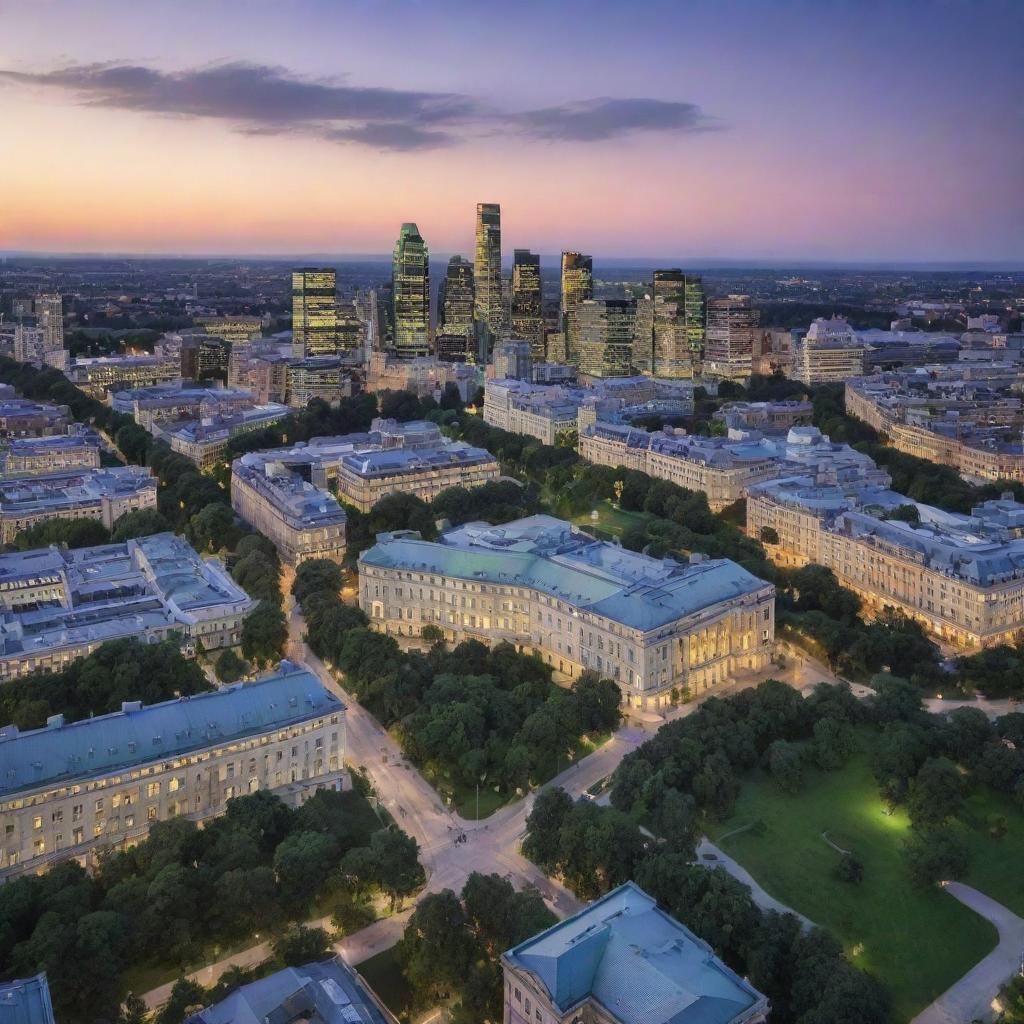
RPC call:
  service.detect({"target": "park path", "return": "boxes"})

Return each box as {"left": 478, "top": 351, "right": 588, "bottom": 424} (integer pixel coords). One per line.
{"left": 696, "top": 838, "right": 815, "bottom": 932}
{"left": 910, "top": 883, "right": 1024, "bottom": 1024}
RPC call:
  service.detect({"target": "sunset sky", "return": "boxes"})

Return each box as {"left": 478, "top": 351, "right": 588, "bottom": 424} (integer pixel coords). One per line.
{"left": 2, "top": 0, "right": 1021, "bottom": 262}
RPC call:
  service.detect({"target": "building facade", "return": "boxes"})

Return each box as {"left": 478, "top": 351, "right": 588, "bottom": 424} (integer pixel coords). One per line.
{"left": 791, "top": 317, "right": 867, "bottom": 384}
{"left": 511, "top": 249, "right": 544, "bottom": 359}
{"left": 474, "top": 203, "right": 503, "bottom": 355}
{"left": 392, "top": 224, "right": 431, "bottom": 359}
{"left": 578, "top": 299, "right": 637, "bottom": 379}
{"left": 437, "top": 256, "right": 475, "bottom": 361}
{"left": 292, "top": 268, "right": 339, "bottom": 358}
{"left": 0, "top": 399, "right": 72, "bottom": 439}
{"left": 559, "top": 252, "right": 593, "bottom": 362}
{"left": 0, "top": 666, "right": 346, "bottom": 880}
{"left": 0, "top": 434, "right": 101, "bottom": 476}
{"left": 359, "top": 515, "right": 775, "bottom": 709}
{"left": 704, "top": 295, "right": 760, "bottom": 381}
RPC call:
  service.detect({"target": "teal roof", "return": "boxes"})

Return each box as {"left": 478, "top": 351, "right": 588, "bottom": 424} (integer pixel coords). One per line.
{"left": 0, "top": 975, "right": 54, "bottom": 1024}
{"left": 503, "top": 883, "right": 766, "bottom": 1024}
{"left": 360, "top": 516, "right": 770, "bottom": 632}
{"left": 0, "top": 665, "right": 342, "bottom": 796}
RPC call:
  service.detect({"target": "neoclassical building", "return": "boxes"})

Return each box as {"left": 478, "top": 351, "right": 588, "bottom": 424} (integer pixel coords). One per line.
{"left": 0, "top": 665, "right": 346, "bottom": 881}
{"left": 358, "top": 515, "right": 775, "bottom": 709}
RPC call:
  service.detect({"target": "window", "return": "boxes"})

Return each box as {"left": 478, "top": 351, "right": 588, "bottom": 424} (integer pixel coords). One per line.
{"left": 147, "top": 782, "right": 160, "bottom": 798}
{"left": 32, "top": 815, "right": 42, "bottom": 830}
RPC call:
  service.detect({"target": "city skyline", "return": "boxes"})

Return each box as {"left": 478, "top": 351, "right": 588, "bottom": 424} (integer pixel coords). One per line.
{"left": 1, "top": 0, "right": 1021, "bottom": 263}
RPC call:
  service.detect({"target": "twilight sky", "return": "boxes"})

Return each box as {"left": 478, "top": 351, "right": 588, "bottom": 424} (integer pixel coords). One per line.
{"left": 1, "top": 0, "right": 1022, "bottom": 263}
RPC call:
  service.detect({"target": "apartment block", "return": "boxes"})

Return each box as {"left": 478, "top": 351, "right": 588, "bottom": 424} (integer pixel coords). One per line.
{"left": 0, "top": 665, "right": 346, "bottom": 880}
{"left": 0, "top": 398, "right": 72, "bottom": 438}
{"left": 0, "top": 433, "right": 101, "bottom": 476}
{"left": 359, "top": 515, "right": 775, "bottom": 709}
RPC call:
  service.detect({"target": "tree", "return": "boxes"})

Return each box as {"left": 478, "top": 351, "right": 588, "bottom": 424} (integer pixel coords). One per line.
{"left": 364, "top": 828, "right": 425, "bottom": 905}
{"left": 273, "top": 831, "right": 339, "bottom": 902}
{"left": 907, "top": 757, "right": 963, "bottom": 828}
{"left": 154, "top": 979, "right": 206, "bottom": 1024}
{"left": 115, "top": 423, "right": 152, "bottom": 464}
{"left": 397, "top": 890, "right": 474, "bottom": 1005}
{"left": 13, "top": 517, "right": 110, "bottom": 550}
{"left": 379, "top": 389, "right": 426, "bottom": 422}
{"left": 903, "top": 827, "right": 969, "bottom": 887}
{"left": 767, "top": 740, "right": 804, "bottom": 794}
{"left": 214, "top": 648, "right": 249, "bottom": 683}
{"left": 111, "top": 508, "right": 172, "bottom": 541}
{"left": 421, "top": 623, "right": 445, "bottom": 644}
{"left": 522, "top": 787, "right": 573, "bottom": 870}
{"left": 760, "top": 526, "right": 780, "bottom": 545}
{"left": 834, "top": 853, "right": 864, "bottom": 884}
{"left": 812, "top": 716, "right": 856, "bottom": 770}
{"left": 272, "top": 925, "right": 331, "bottom": 967}
{"left": 241, "top": 601, "right": 288, "bottom": 666}
{"left": 292, "top": 559, "right": 344, "bottom": 604}
{"left": 186, "top": 503, "right": 240, "bottom": 553}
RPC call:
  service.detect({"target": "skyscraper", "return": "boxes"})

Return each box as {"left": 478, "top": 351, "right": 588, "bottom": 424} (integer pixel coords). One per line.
{"left": 578, "top": 298, "right": 636, "bottom": 379}
{"left": 436, "top": 256, "right": 475, "bottom": 361}
{"left": 648, "top": 269, "right": 698, "bottom": 379}
{"left": 510, "top": 249, "right": 543, "bottom": 359}
{"left": 474, "top": 203, "right": 502, "bottom": 359}
{"left": 292, "top": 269, "right": 338, "bottom": 358}
{"left": 34, "top": 294, "right": 64, "bottom": 352}
{"left": 392, "top": 223, "right": 430, "bottom": 359}
{"left": 560, "top": 252, "right": 593, "bottom": 363}
{"left": 704, "top": 294, "right": 760, "bottom": 381}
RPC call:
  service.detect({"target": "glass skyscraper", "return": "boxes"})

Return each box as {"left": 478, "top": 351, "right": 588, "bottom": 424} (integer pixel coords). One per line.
{"left": 437, "top": 255, "right": 475, "bottom": 362}
{"left": 510, "top": 249, "right": 543, "bottom": 359}
{"left": 292, "top": 268, "right": 338, "bottom": 358}
{"left": 474, "top": 203, "right": 502, "bottom": 360}
{"left": 560, "top": 252, "right": 593, "bottom": 364}
{"left": 392, "top": 223, "right": 431, "bottom": 359}
{"left": 704, "top": 294, "right": 759, "bottom": 380}
{"left": 651, "top": 269, "right": 697, "bottom": 379}
{"left": 578, "top": 298, "right": 636, "bottom": 378}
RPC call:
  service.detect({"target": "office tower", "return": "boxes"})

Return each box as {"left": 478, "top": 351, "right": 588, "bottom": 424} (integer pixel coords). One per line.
{"left": 632, "top": 294, "right": 655, "bottom": 373}
{"left": 649, "top": 269, "right": 697, "bottom": 379}
{"left": 492, "top": 339, "right": 533, "bottom": 381}
{"left": 436, "top": 256, "right": 475, "bottom": 361}
{"left": 704, "top": 294, "right": 760, "bottom": 380}
{"left": 578, "top": 298, "right": 636, "bottom": 378}
{"left": 560, "top": 252, "right": 593, "bottom": 362}
{"left": 683, "top": 274, "right": 706, "bottom": 358}
{"left": 392, "top": 223, "right": 431, "bottom": 359}
{"left": 474, "top": 203, "right": 502, "bottom": 359}
{"left": 335, "top": 301, "right": 366, "bottom": 353}
{"left": 510, "top": 250, "right": 543, "bottom": 359}
{"left": 34, "top": 294, "right": 64, "bottom": 352}
{"left": 370, "top": 283, "right": 394, "bottom": 351}
{"left": 292, "top": 268, "right": 338, "bottom": 358}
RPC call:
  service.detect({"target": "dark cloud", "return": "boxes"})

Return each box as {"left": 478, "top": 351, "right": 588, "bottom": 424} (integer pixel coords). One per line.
{"left": 515, "top": 97, "right": 715, "bottom": 141}
{"left": 0, "top": 62, "right": 718, "bottom": 152}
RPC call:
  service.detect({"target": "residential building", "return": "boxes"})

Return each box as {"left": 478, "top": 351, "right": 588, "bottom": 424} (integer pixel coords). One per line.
{"left": 484, "top": 379, "right": 582, "bottom": 445}
{"left": 748, "top": 479, "right": 1024, "bottom": 649}
{"left": 437, "top": 255, "right": 476, "bottom": 362}
{"left": 791, "top": 316, "right": 867, "bottom": 384}
{"left": 502, "top": 882, "right": 768, "bottom": 1024}
{"left": 714, "top": 400, "right": 813, "bottom": 431}
{"left": 34, "top": 294, "right": 64, "bottom": 353}
{"left": 292, "top": 268, "right": 339, "bottom": 358}
{"left": 704, "top": 295, "right": 759, "bottom": 381}
{"left": 13, "top": 324, "right": 47, "bottom": 367}
{"left": 231, "top": 458, "right": 347, "bottom": 565}
{"left": 359, "top": 515, "right": 775, "bottom": 709}
{"left": 559, "top": 252, "right": 593, "bottom": 362}
{"left": 195, "top": 314, "right": 263, "bottom": 343}
{"left": 0, "top": 434, "right": 101, "bottom": 476}
{"left": 0, "top": 975, "right": 55, "bottom": 1024}
{"left": 0, "top": 466, "right": 157, "bottom": 543}
{"left": 364, "top": 351, "right": 478, "bottom": 402}
{"left": 511, "top": 249, "right": 544, "bottom": 359}
{"left": 0, "top": 532, "right": 254, "bottom": 680}
{"left": 68, "top": 355, "right": 181, "bottom": 397}
{"left": 157, "top": 404, "right": 290, "bottom": 469}
{"left": 0, "top": 665, "right": 345, "bottom": 880}
{"left": 286, "top": 358, "right": 350, "bottom": 408}
{"left": 392, "top": 224, "right": 430, "bottom": 359}
{"left": 0, "top": 399, "right": 72, "bottom": 438}
{"left": 474, "top": 203, "right": 502, "bottom": 356}
{"left": 112, "top": 384, "right": 258, "bottom": 427}
{"left": 578, "top": 299, "right": 637, "bottom": 379}
{"left": 579, "top": 422, "right": 885, "bottom": 511}
{"left": 184, "top": 958, "right": 395, "bottom": 1024}
{"left": 233, "top": 418, "right": 498, "bottom": 513}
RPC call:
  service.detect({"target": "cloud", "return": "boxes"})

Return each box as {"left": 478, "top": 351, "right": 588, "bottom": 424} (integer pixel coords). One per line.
{"left": 515, "top": 97, "right": 715, "bottom": 141}
{"left": 0, "top": 62, "right": 718, "bottom": 152}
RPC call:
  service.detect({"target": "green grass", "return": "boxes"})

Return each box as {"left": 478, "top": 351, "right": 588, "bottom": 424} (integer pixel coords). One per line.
{"left": 961, "top": 786, "right": 1024, "bottom": 917}
{"left": 570, "top": 500, "right": 653, "bottom": 541}
{"left": 717, "top": 748, "right": 998, "bottom": 1022}
{"left": 354, "top": 946, "right": 414, "bottom": 1022}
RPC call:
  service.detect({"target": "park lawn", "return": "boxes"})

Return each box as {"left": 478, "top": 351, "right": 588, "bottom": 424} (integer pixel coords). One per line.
{"left": 354, "top": 946, "right": 414, "bottom": 1022}
{"left": 961, "top": 785, "right": 1024, "bottom": 918}
{"left": 717, "top": 750, "right": 997, "bottom": 1022}
{"left": 570, "top": 500, "right": 653, "bottom": 541}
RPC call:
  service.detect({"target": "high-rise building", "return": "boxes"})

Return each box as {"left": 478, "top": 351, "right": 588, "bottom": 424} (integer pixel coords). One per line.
{"left": 560, "top": 252, "right": 593, "bottom": 362}
{"left": 335, "top": 300, "right": 367, "bottom": 353}
{"left": 578, "top": 298, "right": 637, "bottom": 378}
{"left": 437, "top": 256, "right": 475, "bottom": 361}
{"left": 34, "top": 294, "right": 64, "bottom": 352}
{"left": 370, "top": 283, "right": 394, "bottom": 351}
{"left": 392, "top": 223, "right": 431, "bottom": 359}
{"left": 473, "top": 203, "right": 502, "bottom": 359}
{"left": 650, "top": 269, "right": 699, "bottom": 379}
{"left": 292, "top": 269, "right": 338, "bottom": 358}
{"left": 511, "top": 249, "right": 543, "bottom": 359}
{"left": 704, "top": 294, "right": 759, "bottom": 380}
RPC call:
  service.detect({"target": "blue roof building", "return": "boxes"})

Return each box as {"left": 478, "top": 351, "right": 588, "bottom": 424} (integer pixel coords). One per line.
{"left": 0, "top": 975, "right": 55, "bottom": 1024}
{"left": 502, "top": 883, "right": 768, "bottom": 1024}
{"left": 184, "top": 958, "right": 395, "bottom": 1024}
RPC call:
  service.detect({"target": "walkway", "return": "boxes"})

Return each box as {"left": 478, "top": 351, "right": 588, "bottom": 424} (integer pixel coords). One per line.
{"left": 911, "top": 883, "right": 1024, "bottom": 1024}
{"left": 695, "top": 838, "right": 815, "bottom": 932}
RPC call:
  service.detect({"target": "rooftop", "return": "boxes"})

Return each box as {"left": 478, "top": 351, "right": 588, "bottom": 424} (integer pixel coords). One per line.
{"left": 0, "top": 975, "right": 55, "bottom": 1024}
{"left": 0, "top": 466, "right": 155, "bottom": 515}
{"left": 503, "top": 882, "right": 766, "bottom": 1024}
{"left": 360, "top": 515, "right": 770, "bottom": 631}
{"left": 0, "top": 664, "right": 342, "bottom": 796}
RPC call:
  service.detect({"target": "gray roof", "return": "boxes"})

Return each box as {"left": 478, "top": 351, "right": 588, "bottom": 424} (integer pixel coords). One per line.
{"left": 0, "top": 664, "right": 342, "bottom": 796}
{"left": 185, "top": 958, "right": 391, "bottom": 1024}
{"left": 503, "top": 883, "right": 766, "bottom": 1024}
{"left": 360, "top": 515, "right": 771, "bottom": 631}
